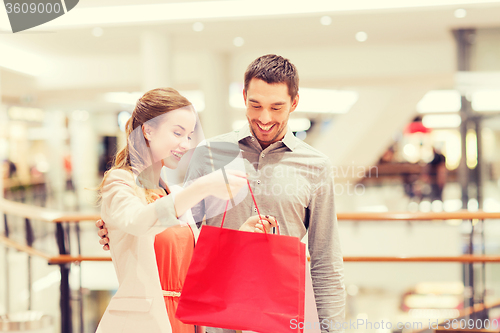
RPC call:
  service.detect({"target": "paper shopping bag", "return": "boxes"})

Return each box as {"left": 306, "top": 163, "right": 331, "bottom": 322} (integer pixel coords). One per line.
{"left": 176, "top": 225, "right": 306, "bottom": 333}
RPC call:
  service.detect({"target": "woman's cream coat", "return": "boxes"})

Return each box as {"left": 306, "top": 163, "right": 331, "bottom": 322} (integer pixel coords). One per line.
{"left": 95, "top": 169, "right": 196, "bottom": 333}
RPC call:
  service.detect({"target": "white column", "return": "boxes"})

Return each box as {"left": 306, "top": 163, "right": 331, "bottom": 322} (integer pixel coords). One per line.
{"left": 70, "top": 110, "right": 98, "bottom": 210}
{"left": 200, "top": 52, "right": 232, "bottom": 138}
{"left": 140, "top": 31, "right": 172, "bottom": 92}
{"left": 44, "top": 110, "right": 66, "bottom": 209}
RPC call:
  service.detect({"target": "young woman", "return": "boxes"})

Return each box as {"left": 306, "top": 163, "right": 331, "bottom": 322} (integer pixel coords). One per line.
{"left": 95, "top": 88, "right": 276, "bottom": 333}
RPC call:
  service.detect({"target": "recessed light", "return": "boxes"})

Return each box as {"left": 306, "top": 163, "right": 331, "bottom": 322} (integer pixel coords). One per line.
{"left": 92, "top": 27, "right": 103, "bottom": 37}
{"left": 320, "top": 16, "right": 332, "bottom": 26}
{"left": 355, "top": 31, "right": 368, "bottom": 42}
{"left": 192, "top": 22, "right": 204, "bottom": 32}
{"left": 233, "top": 37, "right": 244, "bottom": 47}
{"left": 454, "top": 8, "right": 467, "bottom": 18}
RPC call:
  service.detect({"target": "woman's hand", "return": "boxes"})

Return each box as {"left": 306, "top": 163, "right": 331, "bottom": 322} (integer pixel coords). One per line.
{"left": 200, "top": 168, "right": 247, "bottom": 200}
{"left": 239, "top": 215, "right": 278, "bottom": 233}
{"left": 96, "top": 219, "right": 110, "bottom": 251}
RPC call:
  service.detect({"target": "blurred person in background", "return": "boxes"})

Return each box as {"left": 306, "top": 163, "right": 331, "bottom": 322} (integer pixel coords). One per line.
{"left": 2, "top": 159, "right": 17, "bottom": 179}
{"left": 95, "top": 87, "right": 276, "bottom": 333}
{"left": 425, "top": 147, "right": 447, "bottom": 202}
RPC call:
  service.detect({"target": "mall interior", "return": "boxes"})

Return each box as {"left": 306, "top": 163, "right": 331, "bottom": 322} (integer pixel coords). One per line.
{"left": 2, "top": 1, "right": 500, "bottom": 332}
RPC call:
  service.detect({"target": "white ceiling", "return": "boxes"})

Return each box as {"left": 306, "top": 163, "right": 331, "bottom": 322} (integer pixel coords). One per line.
{"left": 0, "top": 1, "right": 500, "bottom": 110}
{"left": 1, "top": 2, "right": 500, "bottom": 56}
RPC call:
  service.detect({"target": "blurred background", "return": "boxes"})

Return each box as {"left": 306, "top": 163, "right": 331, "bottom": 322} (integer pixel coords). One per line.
{"left": 2, "top": 1, "right": 500, "bottom": 332}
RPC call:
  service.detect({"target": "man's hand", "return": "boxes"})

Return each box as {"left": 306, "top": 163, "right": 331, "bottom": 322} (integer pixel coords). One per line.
{"left": 239, "top": 215, "right": 278, "bottom": 233}
{"left": 96, "top": 219, "right": 110, "bottom": 251}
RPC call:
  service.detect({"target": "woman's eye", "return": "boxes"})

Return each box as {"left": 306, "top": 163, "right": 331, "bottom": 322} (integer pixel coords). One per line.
{"left": 174, "top": 132, "right": 181, "bottom": 136}
{"left": 188, "top": 137, "right": 192, "bottom": 141}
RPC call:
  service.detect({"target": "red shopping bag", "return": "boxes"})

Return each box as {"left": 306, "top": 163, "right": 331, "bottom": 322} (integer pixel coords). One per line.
{"left": 176, "top": 180, "right": 306, "bottom": 333}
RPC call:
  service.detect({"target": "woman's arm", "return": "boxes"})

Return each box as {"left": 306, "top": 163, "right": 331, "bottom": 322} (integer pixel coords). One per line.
{"left": 98, "top": 168, "right": 248, "bottom": 244}
{"left": 172, "top": 169, "right": 247, "bottom": 217}
{"left": 101, "top": 169, "right": 179, "bottom": 237}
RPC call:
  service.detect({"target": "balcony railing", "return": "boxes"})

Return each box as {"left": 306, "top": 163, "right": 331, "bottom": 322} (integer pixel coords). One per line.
{"left": 1, "top": 198, "right": 500, "bottom": 332}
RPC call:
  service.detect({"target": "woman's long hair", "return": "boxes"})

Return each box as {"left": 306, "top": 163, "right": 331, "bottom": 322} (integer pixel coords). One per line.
{"left": 97, "top": 87, "right": 192, "bottom": 203}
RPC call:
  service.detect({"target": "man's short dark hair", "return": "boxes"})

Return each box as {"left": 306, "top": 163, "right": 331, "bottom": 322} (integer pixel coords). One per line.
{"left": 244, "top": 54, "right": 299, "bottom": 100}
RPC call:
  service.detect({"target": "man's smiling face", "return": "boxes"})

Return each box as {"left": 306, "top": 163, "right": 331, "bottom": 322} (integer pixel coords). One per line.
{"left": 244, "top": 78, "right": 299, "bottom": 149}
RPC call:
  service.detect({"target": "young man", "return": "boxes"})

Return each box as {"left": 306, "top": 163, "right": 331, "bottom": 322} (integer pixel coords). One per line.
{"left": 99, "top": 54, "right": 345, "bottom": 332}
{"left": 187, "top": 54, "right": 345, "bottom": 333}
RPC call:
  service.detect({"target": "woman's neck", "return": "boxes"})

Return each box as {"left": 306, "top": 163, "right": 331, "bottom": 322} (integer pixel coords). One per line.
{"left": 137, "top": 162, "right": 163, "bottom": 190}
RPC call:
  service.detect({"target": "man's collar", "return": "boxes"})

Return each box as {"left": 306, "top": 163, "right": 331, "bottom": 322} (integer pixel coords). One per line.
{"left": 236, "top": 123, "right": 299, "bottom": 151}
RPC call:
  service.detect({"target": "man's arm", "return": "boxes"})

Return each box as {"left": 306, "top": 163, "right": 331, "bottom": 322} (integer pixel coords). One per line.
{"left": 307, "top": 160, "right": 345, "bottom": 332}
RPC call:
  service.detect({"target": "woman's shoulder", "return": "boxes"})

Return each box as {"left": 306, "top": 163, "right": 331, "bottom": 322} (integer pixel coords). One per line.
{"left": 103, "top": 168, "right": 135, "bottom": 187}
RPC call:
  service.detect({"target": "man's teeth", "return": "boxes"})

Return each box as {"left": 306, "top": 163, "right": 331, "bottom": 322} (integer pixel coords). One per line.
{"left": 258, "top": 124, "right": 273, "bottom": 131}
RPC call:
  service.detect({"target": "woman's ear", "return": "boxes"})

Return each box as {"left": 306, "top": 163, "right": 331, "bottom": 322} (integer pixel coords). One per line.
{"left": 142, "top": 124, "right": 153, "bottom": 141}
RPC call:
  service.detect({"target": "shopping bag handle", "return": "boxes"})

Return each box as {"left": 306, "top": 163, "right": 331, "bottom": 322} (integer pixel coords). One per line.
{"left": 220, "top": 179, "right": 279, "bottom": 235}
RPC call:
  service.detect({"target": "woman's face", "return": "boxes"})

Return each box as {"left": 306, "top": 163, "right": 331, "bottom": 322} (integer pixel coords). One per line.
{"left": 145, "top": 108, "right": 196, "bottom": 169}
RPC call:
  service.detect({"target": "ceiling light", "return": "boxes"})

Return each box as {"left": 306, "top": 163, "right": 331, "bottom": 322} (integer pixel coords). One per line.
{"left": 471, "top": 89, "right": 500, "bottom": 111}
{"left": 295, "top": 88, "right": 358, "bottom": 113}
{"left": 233, "top": 37, "right": 244, "bottom": 47}
{"left": 355, "top": 31, "right": 368, "bottom": 42}
{"left": 422, "top": 114, "right": 462, "bottom": 128}
{"left": 192, "top": 22, "right": 204, "bottom": 32}
{"left": 288, "top": 118, "right": 311, "bottom": 132}
{"left": 454, "top": 8, "right": 467, "bottom": 18}
{"left": 320, "top": 16, "right": 332, "bottom": 26}
{"left": 229, "top": 84, "right": 358, "bottom": 113}
{"left": 417, "top": 90, "right": 462, "bottom": 113}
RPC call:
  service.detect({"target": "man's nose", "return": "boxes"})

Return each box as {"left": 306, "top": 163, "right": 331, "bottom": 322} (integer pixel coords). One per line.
{"left": 258, "top": 109, "right": 272, "bottom": 124}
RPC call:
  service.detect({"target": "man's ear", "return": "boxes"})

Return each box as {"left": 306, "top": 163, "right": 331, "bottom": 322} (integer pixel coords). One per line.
{"left": 290, "top": 93, "right": 299, "bottom": 113}
{"left": 243, "top": 89, "right": 247, "bottom": 105}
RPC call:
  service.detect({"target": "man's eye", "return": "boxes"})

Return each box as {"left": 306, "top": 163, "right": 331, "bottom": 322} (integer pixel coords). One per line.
{"left": 272, "top": 108, "right": 281, "bottom": 111}
{"left": 252, "top": 105, "right": 261, "bottom": 109}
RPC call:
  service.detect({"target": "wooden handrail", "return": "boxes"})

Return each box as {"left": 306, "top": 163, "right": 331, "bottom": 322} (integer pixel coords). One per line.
{"left": 0, "top": 198, "right": 100, "bottom": 222}
{"left": 44, "top": 255, "right": 500, "bottom": 264}
{"left": 2, "top": 198, "right": 500, "bottom": 223}
{"left": 0, "top": 235, "right": 51, "bottom": 260}
{"left": 414, "top": 300, "right": 500, "bottom": 333}
{"left": 343, "top": 255, "right": 500, "bottom": 262}
{"left": 4, "top": 235, "right": 500, "bottom": 264}
{"left": 337, "top": 210, "right": 500, "bottom": 221}
{"left": 48, "top": 255, "right": 112, "bottom": 264}
{"left": 0, "top": 237, "right": 112, "bottom": 263}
